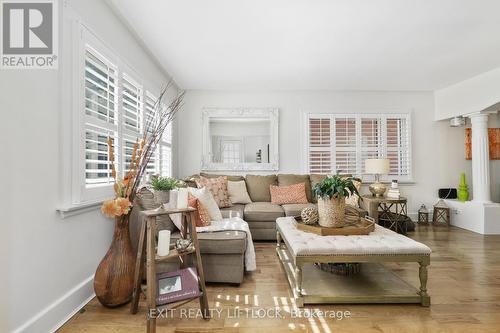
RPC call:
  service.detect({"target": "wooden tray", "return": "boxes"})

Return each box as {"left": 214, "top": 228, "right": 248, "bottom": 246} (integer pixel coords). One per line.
{"left": 296, "top": 217, "right": 375, "bottom": 236}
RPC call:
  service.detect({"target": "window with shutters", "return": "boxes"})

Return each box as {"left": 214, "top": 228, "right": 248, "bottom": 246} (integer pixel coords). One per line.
{"left": 84, "top": 47, "right": 119, "bottom": 187}
{"left": 306, "top": 113, "right": 411, "bottom": 181}
{"left": 74, "top": 27, "right": 173, "bottom": 203}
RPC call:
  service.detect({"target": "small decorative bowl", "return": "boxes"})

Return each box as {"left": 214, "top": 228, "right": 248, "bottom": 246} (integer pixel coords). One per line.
{"left": 175, "top": 238, "right": 193, "bottom": 252}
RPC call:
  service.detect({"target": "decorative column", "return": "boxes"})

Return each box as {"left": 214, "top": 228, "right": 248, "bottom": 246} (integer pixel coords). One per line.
{"left": 469, "top": 113, "right": 491, "bottom": 203}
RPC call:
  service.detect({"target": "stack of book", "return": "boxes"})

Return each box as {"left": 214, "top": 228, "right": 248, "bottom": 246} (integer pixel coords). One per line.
{"left": 386, "top": 180, "right": 401, "bottom": 199}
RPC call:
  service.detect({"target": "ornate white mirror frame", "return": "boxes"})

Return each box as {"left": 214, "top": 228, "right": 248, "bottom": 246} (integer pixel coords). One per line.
{"left": 201, "top": 107, "right": 279, "bottom": 171}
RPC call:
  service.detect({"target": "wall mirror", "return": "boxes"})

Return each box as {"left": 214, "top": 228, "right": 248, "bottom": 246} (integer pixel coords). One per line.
{"left": 201, "top": 108, "right": 279, "bottom": 171}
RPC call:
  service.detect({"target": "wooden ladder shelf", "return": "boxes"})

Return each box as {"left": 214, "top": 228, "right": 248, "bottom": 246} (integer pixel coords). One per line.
{"left": 130, "top": 207, "right": 210, "bottom": 333}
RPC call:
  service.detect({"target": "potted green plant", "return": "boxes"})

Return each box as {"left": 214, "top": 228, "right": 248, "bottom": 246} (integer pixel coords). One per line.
{"left": 313, "top": 175, "right": 361, "bottom": 228}
{"left": 151, "top": 176, "right": 179, "bottom": 204}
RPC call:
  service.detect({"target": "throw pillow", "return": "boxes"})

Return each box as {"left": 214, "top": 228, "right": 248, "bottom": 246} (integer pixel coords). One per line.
{"left": 195, "top": 176, "right": 232, "bottom": 208}
{"left": 270, "top": 182, "right": 309, "bottom": 205}
{"left": 188, "top": 187, "right": 223, "bottom": 221}
{"left": 227, "top": 180, "right": 252, "bottom": 204}
{"left": 245, "top": 174, "right": 278, "bottom": 202}
{"left": 188, "top": 193, "right": 211, "bottom": 227}
{"left": 309, "top": 174, "right": 327, "bottom": 203}
{"left": 345, "top": 179, "right": 362, "bottom": 207}
{"left": 278, "top": 174, "right": 313, "bottom": 203}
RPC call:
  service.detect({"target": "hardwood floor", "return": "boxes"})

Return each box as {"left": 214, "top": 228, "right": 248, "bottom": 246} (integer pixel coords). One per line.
{"left": 59, "top": 225, "right": 500, "bottom": 333}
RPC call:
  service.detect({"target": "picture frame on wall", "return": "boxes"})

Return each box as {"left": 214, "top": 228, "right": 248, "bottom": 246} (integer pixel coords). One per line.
{"left": 465, "top": 128, "right": 500, "bottom": 160}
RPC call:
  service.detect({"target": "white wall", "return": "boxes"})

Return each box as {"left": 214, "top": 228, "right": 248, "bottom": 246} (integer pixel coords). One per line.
{"left": 178, "top": 90, "right": 468, "bottom": 216}
{"left": 435, "top": 66, "right": 500, "bottom": 120}
{"left": 0, "top": 1, "right": 173, "bottom": 332}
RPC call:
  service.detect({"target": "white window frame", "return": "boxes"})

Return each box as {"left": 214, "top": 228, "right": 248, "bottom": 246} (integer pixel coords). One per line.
{"left": 304, "top": 112, "right": 413, "bottom": 183}
{"left": 69, "top": 23, "right": 170, "bottom": 205}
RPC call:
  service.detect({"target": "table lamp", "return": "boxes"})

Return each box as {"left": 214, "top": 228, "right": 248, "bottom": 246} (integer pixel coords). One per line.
{"left": 365, "top": 158, "right": 390, "bottom": 197}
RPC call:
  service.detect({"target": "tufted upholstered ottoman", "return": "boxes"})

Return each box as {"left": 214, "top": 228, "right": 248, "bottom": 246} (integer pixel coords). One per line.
{"left": 275, "top": 217, "right": 431, "bottom": 307}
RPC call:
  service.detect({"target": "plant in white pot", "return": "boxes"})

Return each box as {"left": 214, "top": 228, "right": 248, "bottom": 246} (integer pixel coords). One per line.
{"left": 313, "top": 175, "right": 361, "bottom": 228}
{"left": 151, "top": 176, "right": 179, "bottom": 205}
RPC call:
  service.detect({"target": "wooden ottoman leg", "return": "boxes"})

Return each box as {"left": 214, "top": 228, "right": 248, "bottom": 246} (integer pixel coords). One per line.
{"left": 294, "top": 263, "right": 304, "bottom": 307}
{"left": 419, "top": 261, "right": 430, "bottom": 306}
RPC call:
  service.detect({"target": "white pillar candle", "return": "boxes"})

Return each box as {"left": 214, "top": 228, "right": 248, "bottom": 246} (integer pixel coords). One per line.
{"left": 168, "top": 189, "right": 178, "bottom": 209}
{"left": 157, "top": 230, "right": 171, "bottom": 257}
{"left": 177, "top": 188, "right": 189, "bottom": 209}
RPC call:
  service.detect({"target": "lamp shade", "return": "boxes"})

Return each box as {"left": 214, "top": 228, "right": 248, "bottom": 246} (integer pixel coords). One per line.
{"left": 365, "top": 158, "right": 390, "bottom": 174}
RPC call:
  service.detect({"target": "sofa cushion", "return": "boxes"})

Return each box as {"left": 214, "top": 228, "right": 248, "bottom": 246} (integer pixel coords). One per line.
{"left": 244, "top": 202, "right": 285, "bottom": 222}
{"left": 270, "top": 183, "right": 309, "bottom": 205}
{"left": 220, "top": 204, "right": 246, "bottom": 219}
{"left": 309, "top": 174, "right": 327, "bottom": 203}
{"left": 171, "top": 230, "right": 246, "bottom": 254}
{"left": 227, "top": 180, "right": 252, "bottom": 204}
{"left": 281, "top": 203, "right": 317, "bottom": 217}
{"left": 345, "top": 179, "right": 362, "bottom": 208}
{"left": 278, "top": 174, "right": 313, "bottom": 203}
{"left": 188, "top": 193, "right": 211, "bottom": 227}
{"left": 245, "top": 175, "right": 277, "bottom": 202}
{"left": 188, "top": 187, "right": 223, "bottom": 221}
{"left": 195, "top": 176, "right": 232, "bottom": 208}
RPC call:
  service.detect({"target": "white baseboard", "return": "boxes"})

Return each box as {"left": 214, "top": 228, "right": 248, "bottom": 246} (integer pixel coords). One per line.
{"left": 12, "top": 275, "right": 95, "bottom": 333}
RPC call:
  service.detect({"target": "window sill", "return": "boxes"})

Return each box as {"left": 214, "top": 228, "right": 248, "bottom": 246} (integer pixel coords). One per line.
{"left": 57, "top": 200, "right": 103, "bottom": 219}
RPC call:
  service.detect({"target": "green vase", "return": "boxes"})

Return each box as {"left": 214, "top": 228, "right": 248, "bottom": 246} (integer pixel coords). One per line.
{"left": 457, "top": 173, "right": 469, "bottom": 202}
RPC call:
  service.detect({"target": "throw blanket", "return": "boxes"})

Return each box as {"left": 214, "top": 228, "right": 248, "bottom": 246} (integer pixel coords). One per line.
{"left": 197, "top": 218, "right": 257, "bottom": 271}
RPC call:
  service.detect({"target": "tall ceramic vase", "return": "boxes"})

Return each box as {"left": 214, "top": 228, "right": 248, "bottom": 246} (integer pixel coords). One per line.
{"left": 457, "top": 173, "right": 469, "bottom": 202}
{"left": 317, "top": 196, "right": 346, "bottom": 228}
{"left": 94, "top": 215, "right": 135, "bottom": 307}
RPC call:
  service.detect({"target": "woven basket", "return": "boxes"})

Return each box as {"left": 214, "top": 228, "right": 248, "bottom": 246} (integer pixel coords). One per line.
{"left": 317, "top": 197, "right": 346, "bottom": 228}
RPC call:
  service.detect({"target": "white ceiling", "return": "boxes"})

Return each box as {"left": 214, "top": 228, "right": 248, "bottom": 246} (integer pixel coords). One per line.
{"left": 108, "top": 0, "right": 500, "bottom": 91}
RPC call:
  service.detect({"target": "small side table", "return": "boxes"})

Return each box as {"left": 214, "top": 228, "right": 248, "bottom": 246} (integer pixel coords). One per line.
{"left": 360, "top": 195, "right": 409, "bottom": 234}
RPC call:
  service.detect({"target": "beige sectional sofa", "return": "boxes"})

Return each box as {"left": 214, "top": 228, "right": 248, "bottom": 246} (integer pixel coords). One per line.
{"left": 186, "top": 173, "right": 367, "bottom": 240}
{"left": 130, "top": 173, "right": 367, "bottom": 284}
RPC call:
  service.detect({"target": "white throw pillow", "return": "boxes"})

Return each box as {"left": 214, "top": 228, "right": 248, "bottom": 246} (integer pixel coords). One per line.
{"left": 188, "top": 187, "right": 223, "bottom": 221}
{"left": 227, "top": 180, "right": 252, "bottom": 204}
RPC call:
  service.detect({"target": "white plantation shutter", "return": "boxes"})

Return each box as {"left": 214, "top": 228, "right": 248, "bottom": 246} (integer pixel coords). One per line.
{"left": 160, "top": 145, "right": 172, "bottom": 177}
{"left": 144, "top": 93, "right": 158, "bottom": 175}
{"left": 159, "top": 120, "right": 173, "bottom": 177}
{"left": 75, "top": 26, "right": 175, "bottom": 203}
{"left": 308, "top": 116, "right": 332, "bottom": 174}
{"left": 84, "top": 47, "right": 118, "bottom": 186}
{"left": 120, "top": 74, "right": 142, "bottom": 175}
{"left": 306, "top": 113, "right": 411, "bottom": 181}
{"left": 333, "top": 117, "right": 357, "bottom": 175}
{"left": 360, "top": 117, "right": 382, "bottom": 174}
{"left": 385, "top": 116, "right": 411, "bottom": 178}
{"left": 121, "top": 75, "right": 142, "bottom": 133}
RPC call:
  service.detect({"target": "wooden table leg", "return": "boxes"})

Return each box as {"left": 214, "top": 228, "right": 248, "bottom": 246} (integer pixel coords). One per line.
{"left": 130, "top": 216, "right": 146, "bottom": 314}
{"left": 189, "top": 212, "right": 210, "bottom": 319}
{"left": 295, "top": 264, "right": 303, "bottom": 296}
{"left": 419, "top": 261, "right": 430, "bottom": 306}
{"left": 146, "top": 217, "right": 157, "bottom": 333}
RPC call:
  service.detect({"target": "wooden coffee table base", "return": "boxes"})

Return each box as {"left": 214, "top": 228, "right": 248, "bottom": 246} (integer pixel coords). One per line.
{"left": 276, "top": 233, "right": 430, "bottom": 307}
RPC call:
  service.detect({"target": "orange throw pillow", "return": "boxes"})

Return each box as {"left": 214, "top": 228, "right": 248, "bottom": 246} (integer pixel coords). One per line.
{"left": 188, "top": 193, "right": 211, "bottom": 227}
{"left": 270, "top": 183, "right": 308, "bottom": 205}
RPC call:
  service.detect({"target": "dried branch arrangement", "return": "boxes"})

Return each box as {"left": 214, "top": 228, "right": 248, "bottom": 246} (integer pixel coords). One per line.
{"left": 101, "top": 82, "right": 184, "bottom": 218}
